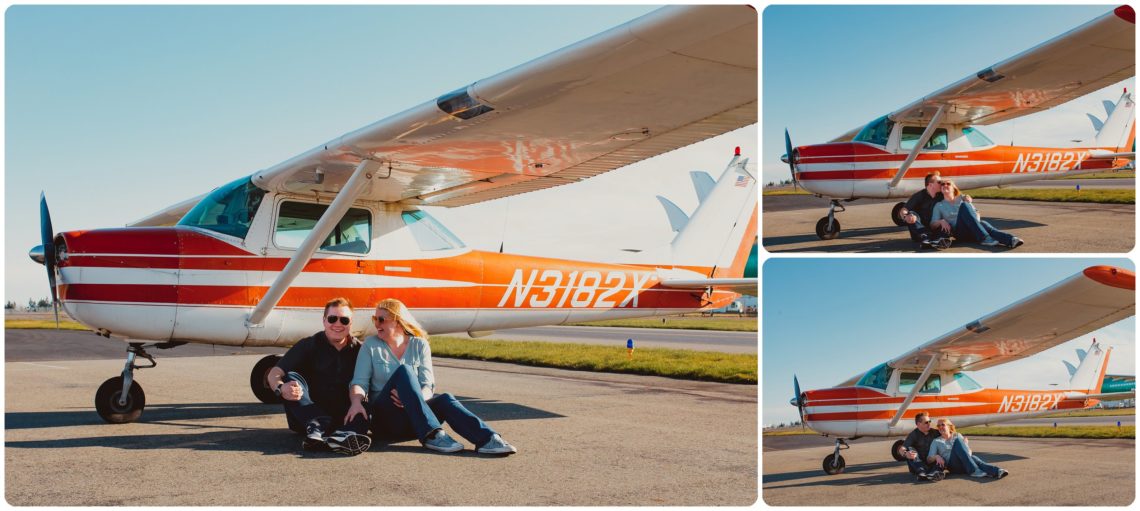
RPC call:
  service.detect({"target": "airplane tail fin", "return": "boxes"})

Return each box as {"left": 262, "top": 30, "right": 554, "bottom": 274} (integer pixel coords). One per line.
{"left": 1091, "top": 90, "right": 1135, "bottom": 152}
{"left": 1068, "top": 340, "right": 1112, "bottom": 394}
{"left": 668, "top": 149, "right": 757, "bottom": 278}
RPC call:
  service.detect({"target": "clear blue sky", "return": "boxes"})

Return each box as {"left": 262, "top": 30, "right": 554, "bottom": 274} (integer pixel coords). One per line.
{"left": 763, "top": 258, "right": 1136, "bottom": 426}
{"left": 4, "top": 5, "right": 756, "bottom": 304}
{"left": 762, "top": 4, "right": 1133, "bottom": 186}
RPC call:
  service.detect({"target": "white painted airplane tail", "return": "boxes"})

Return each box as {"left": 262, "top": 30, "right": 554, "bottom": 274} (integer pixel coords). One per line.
{"left": 667, "top": 151, "right": 757, "bottom": 278}
{"left": 1068, "top": 341, "right": 1112, "bottom": 394}
{"left": 1090, "top": 90, "right": 1135, "bottom": 152}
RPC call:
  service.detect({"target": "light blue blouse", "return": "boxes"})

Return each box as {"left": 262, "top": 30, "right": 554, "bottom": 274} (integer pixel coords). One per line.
{"left": 931, "top": 197, "right": 965, "bottom": 228}
{"left": 350, "top": 335, "right": 435, "bottom": 404}
{"left": 928, "top": 432, "right": 965, "bottom": 463}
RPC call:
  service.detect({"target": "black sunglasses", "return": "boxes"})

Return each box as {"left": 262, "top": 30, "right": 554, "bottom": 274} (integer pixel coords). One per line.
{"left": 326, "top": 315, "right": 350, "bottom": 325}
{"left": 373, "top": 316, "right": 387, "bottom": 324}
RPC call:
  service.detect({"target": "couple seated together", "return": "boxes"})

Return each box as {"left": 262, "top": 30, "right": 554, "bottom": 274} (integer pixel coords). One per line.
{"left": 900, "top": 172, "right": 1025, "bottom": 251}
{"left": 265, "top": 297, "right": 517, "bottom": 456}
{"left": 900, "top": 412, "right": 1009, "bottom": 482}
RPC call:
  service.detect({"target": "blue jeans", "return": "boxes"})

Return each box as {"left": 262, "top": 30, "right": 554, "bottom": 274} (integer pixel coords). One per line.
{"left": 906, "top": 457, "right": 935, "bottom": 475}
{"left": 282, "top": 371, "right": 334, "bottom": 434}
{"left": 906, "top": 222, "right": 932, "bottom": 243}
{"left": 953, "top": 202, "right": 1014, "bottom": 246}
{"left": 345, "top": 365, "right": 497, "bottom": 448}
{"left": 948, "top": 437, "right": 1000, "bottom": 477}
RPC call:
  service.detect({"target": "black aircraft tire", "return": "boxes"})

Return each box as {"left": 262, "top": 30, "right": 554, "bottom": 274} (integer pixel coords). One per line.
{"left": 891, "top": 439, "right": 907, "bottom": 461}
{"left": 891, "top": 202, "right": 907, "bottom": 226}
{"left": 251, "top": 354, "right": 284, "bottom": 404}
{"left": 815, "top": 217, "right": 841, "bottom": 240}
{"left": 822, "top": 453, "right": 846, "bottom": 475}
{"left": 95, "top": 376, "right": 146, "bottom": 424}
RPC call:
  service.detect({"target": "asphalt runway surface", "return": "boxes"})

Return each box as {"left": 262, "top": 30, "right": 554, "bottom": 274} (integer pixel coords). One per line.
{"left": 762, "top": 434, "right": 1134, "bottom": 505}
{"left": 4, "top": 333, "right": 757, "bottom": 505}
{"left": 763, "top": 195, "right": 1134, "bottom": 252}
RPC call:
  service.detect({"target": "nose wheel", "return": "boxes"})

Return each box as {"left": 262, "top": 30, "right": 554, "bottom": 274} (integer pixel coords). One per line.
{"left": 822, "top": 438, "right": 850, "bottom": 475}
{"left": 815, "top": 200, "right": 845, "bottom": 240}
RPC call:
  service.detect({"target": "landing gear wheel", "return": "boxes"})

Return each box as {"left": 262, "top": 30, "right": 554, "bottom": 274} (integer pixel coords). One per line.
{"left": 891, "top": 202, "right": 907, "bottom": 226}
{"left": 95, "top": 376, "right": 145, "bottom": 424}
{"left": 815, "top": 217, "right": 841, "bottom": 240}
{"left": 251, "top": 354, "right": 284, "bottom": 404}
{"left": 822, "top": 453, "right": 846, "bottom": 475}
{"left": 891, "top": 439, "right": 906, "bottom": 461}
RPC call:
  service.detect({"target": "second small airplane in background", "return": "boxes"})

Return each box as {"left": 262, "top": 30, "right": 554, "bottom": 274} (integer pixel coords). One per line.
{"left": 782, "top": 6, "right": 1135, "bottom": 240}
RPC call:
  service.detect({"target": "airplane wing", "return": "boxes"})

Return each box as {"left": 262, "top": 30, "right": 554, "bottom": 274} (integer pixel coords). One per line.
{"left": 888, "top": 266, "right": 1135, "bottom": 372}
{"left": 659, "top": 278, "right": 756, "bottom": 296}
{"left": 889, "top": 6, "right": 1134, "bottom": 127}
{"left": 128, "top": 193, "right": 207, "bottom": 227}
{"left": 249, "top": 6, "right": 756, "bottom": 208}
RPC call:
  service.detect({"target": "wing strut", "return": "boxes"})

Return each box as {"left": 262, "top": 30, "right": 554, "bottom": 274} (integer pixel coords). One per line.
{"left": 888, "top": 105, "right": 946, "bottom": 189}
{"left": 887, "top": 355, "right": 938, "bottom": 428}
{"left": 247, "top": 159, "right": 382, "bottom": 327}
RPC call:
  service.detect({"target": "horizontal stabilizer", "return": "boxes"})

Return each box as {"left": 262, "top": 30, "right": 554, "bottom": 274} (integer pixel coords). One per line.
{"left": 660, "top": 277, "right": 756, "bottom": 296}
{"left": 1083, "top": 391, "right": 1135, "bottom": 401}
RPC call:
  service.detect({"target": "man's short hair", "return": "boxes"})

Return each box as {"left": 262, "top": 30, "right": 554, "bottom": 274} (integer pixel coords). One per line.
{"left": 914, "top": 411, "right": 929, "bottom": 424}
{"left": 323, "top": 297, "right": 353, "bottom": 315}
{"left": 924, "top": 172, "right": 942, "bottom": 186}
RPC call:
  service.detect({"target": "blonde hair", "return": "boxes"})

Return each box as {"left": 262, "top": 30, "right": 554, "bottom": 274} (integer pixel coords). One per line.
{"left": 375, "top": 298, "right": 428, "bottom": 340}
{"left": 936, "top": 418, "right": 957, "bottom": 436}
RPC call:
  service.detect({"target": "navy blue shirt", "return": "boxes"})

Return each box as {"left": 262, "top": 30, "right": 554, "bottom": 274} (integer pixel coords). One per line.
{"left": 276, "top": 332, "right": 361, "bottom": 418}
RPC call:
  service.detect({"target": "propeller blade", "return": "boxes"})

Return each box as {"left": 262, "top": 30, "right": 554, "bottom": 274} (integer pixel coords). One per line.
{"left": 783, "top": 129, "right": 799, "bottom": 191}
{"left": 793, "top": 374, "right": 805, "bottom": 430}
{"left": 39, "top": 193, "right": 60, "bottom": 329}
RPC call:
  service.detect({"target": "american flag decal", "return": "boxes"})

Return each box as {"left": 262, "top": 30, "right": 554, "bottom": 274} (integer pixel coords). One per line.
{"left": 735, "top": 175, "right": 749, "bottom": 187}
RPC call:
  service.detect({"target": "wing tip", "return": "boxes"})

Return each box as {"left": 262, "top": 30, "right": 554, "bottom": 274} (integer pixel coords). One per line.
{"left": 1083, "top": 265, "right": 1136, "bottom": 290}
{"left": 1115, "top": 5, "right": 1134, "bottom": 24}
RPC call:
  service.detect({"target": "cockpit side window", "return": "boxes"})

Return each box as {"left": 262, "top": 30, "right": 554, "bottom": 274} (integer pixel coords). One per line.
{"left": 275, "top": 202, "right": 371, "bottom": 254}
{"left": 856, "top": 362, "right": 892, "bottom": 390}
{"left": 177, "top": 177, "right": 266, "bottom": 239}
{"left": 899, "top": 127, "right": 949, "bottom": 151}
{"left": 854, "top": 115, "right": 894, "bottom": 146}
{"left": 401, "top": 210, "right": 466, "bottom": 251}
{"left": 962, "top": 127, "right": 995, "bottom": 148}
{"left": 899, "top": 372, "right": 942, "bottom": 394}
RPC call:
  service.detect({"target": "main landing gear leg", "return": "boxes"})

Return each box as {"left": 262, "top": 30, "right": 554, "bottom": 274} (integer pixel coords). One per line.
{"left": 94, "top": 341, "right": 183, "bottom": 424}
{"left": 815, "top": 200, "right": 845, "bottom": 240}
{"left": 822, "top": 438, "right": 849, "bottom": 475}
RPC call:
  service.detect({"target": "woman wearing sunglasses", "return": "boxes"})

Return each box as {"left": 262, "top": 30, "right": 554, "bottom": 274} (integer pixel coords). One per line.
{"left": 341, "top": 298, "right": 517, "bottom": 455}
{"left": 929, "top": 180, "right": 1024, "bottom": 249}
{"left": 928, "top": 418, "right": 1008, "bottom": 479}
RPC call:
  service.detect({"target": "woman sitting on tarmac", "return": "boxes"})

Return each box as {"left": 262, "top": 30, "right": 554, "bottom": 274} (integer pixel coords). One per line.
{"left": 339, "top": 298, "right": 517, "bottom": 456}
{"left": 927, "top": 418, "right": 1008, "bottom": 479}
{"left": 929, "top": 180, "right": 1024, "bottom": 249}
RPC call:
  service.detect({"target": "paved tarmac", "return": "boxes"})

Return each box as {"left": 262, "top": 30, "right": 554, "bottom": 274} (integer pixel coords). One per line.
{"left": 762, "top": 435, "right": 1134, "bottom": 505}
{"left": 5, "top": 349, "right": 757, "bottom": 505}
{"left": 763, "top": 195, "right": 1134, "bottom": 252}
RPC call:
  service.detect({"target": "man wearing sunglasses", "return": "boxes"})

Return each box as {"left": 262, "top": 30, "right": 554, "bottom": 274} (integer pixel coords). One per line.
{"left": 899, "top": 412, "right": 941, "bottom": 482}
{"left": 265, "top": 297, "right": 370, "bottom": 455}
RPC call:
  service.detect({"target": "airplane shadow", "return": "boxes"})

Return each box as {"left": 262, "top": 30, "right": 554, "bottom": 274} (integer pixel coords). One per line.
{"left": 763, "top": 452, "right": 1028, "bottom": 489}
{"left": 765, "top": 217, "right": 1045, "bottom": 253}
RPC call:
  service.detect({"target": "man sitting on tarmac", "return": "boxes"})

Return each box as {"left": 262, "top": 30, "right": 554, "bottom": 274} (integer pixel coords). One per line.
{"left": 898, "top": 171, "right": 970, "bottom": 251}
{"left": 265, "top": 297, "right": 371, "bottom": 455}
{"left": 899, "top": 411, "right": 942, "bottom": 481}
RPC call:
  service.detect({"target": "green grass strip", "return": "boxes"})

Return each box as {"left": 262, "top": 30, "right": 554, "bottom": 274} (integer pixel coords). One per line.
{"left": 1059, "top": 170, "right": 1134, "bottom": 179}
{"left": 967, "top": 188, "right": 1133, "bottom": 204}
{"left": 1040, "top": 407, "right": 1135, "bottom": 418}
{"left": 5, "top": 319, "right": 88, "bottom": 331}
{"left": 566, "top": 317, "right": 757, "bottom": 332}
{"left": 958, "top": 425, "right": 1134, "bottom": 439}
{"left": 431, "top": 336, "right": 756, "bottom": 384}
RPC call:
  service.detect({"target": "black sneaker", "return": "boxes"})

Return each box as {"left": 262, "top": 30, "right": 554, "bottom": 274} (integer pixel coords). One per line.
{"left": 326, "top": 430, "right": 371, "bottom": 456}
{"left": 929, "top": 470, "right": 945, "bottom": 481}
{"left": 934, "top": 237, "right": 952, "bottom": 250}
{"left": 302, "top": 424, "right": 327, "bottom": 451}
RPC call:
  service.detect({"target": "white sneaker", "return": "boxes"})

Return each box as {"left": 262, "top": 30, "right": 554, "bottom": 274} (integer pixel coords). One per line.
{"left": 477, "top": 433, "right": 518, "bottom": 455}
{"left": 980, "top": 237, "right": 1000, "bottom": 247}
{"left": 422, "top": 430, "right": 464, "bottom": 453}
{"left": 970, "top": 469, "right": 987, "bottom": 478}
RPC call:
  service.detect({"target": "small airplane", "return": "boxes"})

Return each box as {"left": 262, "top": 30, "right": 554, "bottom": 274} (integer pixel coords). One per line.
{"left": 26, "top": 5, "right": 757, "bottom": 424}
{"left": 790, "top": 265, "right": 1134, "bottom": 475}
{"left": 781, "top": 6, "right": 1135, "bottom": 239}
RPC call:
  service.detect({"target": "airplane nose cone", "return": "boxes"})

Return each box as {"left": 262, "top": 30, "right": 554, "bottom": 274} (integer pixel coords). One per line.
{"left": 29, "top": 245, "right": 45, "bottom": 265}
{"left": 780, "top": 153, "right": 789, "bottom": 164}
{"left": 789, "top": 397, "right": 800, "bottom": 407}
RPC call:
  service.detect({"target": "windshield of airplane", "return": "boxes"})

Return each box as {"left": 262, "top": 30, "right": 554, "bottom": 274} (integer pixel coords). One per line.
{"left": 178, "top": 176, "right": 266, "bottom": 239}
{"left": 854, "top": 115, "right": 894, "bottom": 146}
{"left": 953, "top": 372, "right": 982, "bottom": 391}
{"left": 856, "top": 362, "right": 891, "bottom": 390}
{"left": 402, "top": 209, "right": 466, "bottom": 251}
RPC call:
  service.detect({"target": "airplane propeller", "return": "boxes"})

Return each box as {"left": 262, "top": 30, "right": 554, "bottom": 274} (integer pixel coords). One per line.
{"left": 37, "top": 192, "right": 60, "bottom": 328}
{"left": 781, "top": 129, "right": 799, "bottom": 191}
{"left": 791, "top": 374, "right": 806, "bottom": 430}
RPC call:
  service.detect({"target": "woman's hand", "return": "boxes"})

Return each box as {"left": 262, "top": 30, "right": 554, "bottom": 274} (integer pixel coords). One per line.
{"left": 390, "top": 389, "right": 404, "bottom": 408}
{"left": 344, "top": 401, "right": 367, "bottom": 424}
{"left": 934, "top": 454, "right": 945, "bottom": 468}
